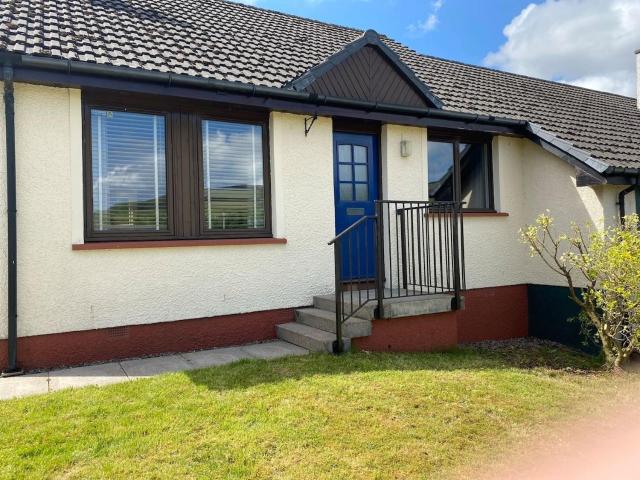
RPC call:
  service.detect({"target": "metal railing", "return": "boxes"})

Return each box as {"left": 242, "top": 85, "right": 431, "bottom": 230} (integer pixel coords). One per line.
{"left": 328, "top": 200, "right": 465, "bottom": 353}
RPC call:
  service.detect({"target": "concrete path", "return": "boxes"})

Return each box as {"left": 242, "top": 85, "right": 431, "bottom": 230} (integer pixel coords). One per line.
{"left": 0, "top": 340, "right": 309, "bottom": 401}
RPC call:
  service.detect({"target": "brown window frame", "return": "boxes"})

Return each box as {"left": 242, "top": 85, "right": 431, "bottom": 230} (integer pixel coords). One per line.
{"left": 428, "top": 130, "right": 495, "bottom": 212}
{"left": 82, "top": 90, "right": 272, "bottom": 242}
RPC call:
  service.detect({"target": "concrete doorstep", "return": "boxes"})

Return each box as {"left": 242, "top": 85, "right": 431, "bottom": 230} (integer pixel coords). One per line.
{"left": 0, "top": 340, "right": 309, "bottom": 401}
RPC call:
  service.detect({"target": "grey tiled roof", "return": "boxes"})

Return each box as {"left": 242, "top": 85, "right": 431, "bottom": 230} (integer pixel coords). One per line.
{"left": 1, "top": 0, "right": 639, "bottom": 170}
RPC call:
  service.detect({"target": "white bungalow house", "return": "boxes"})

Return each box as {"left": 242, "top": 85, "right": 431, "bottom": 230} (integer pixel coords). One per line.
{"left": 0, "top": 0, "right": 639, "bottom": 372}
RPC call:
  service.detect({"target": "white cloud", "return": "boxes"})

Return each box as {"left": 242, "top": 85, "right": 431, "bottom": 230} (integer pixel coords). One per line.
{"left": 421, "top": 14, "right": 438, "bottom": 31}
{"left": 408, "top": 0, "right": 444, "bottom": 34}
{"left": 484, "top": 0, "right": 640, "bottom": 97}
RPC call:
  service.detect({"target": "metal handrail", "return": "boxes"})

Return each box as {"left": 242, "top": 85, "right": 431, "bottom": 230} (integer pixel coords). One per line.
{"left": 328, "top": 215, "right": 375, "bottom": 246}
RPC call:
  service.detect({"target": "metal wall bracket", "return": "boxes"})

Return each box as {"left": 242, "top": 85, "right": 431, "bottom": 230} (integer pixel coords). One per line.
{"left": 304, "top": 114, "right": 318, "bottom": 136}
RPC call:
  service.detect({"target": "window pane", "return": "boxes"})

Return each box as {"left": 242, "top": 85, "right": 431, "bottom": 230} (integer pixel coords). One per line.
{"left": 91, "top": 110, "right": 167, "bottom": 232}
{"left": 353, "top": 145, "right": 367, "bottom": 163}
{"left": 339, "top": 164, "right": 352, "bottom": 182}
{"left": 354, "top": 165, "right": 367, "bottom": 182}
{"left": 460, "top": 143, "right": 490, "bottom": 209}
{"left": 338, "top": 144, "right": 351, "bottom": 163}
{"left": 339, "top": 183, "right": 353, "bottom": 201}
{"left": 203, "top": 120, "right": 265, "bottom": 231}
{"left": 427, "top": 141, "right": 454, "bottom": 202}
{"left": 355, "top": 183, "right": 368, "bottom": 201}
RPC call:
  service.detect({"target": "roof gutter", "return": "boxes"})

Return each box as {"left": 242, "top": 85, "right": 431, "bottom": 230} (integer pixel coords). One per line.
{"left": 12, "top": 54, "right": 528, "bottom": 128}
{"left": 1, "top": 61, "right": 21, "bottom": 376}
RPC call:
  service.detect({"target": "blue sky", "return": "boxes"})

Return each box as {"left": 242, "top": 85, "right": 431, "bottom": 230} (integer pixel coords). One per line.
{"left": 239, "top": 0, "right": 640, "bottom": 97}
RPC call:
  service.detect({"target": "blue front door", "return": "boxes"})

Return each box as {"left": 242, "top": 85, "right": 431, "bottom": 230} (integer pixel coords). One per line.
{"left": 333, "top": 132, "right": 379, "bottom": 280}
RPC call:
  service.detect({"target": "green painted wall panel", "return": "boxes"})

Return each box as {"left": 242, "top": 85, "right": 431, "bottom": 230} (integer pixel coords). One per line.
{"left": 527, "top": 284, "right": 600, "bottom": 355}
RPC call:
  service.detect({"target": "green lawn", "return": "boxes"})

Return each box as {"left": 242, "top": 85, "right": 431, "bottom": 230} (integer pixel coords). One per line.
{"left": 0, "top": 343, "right": 628, "bottom": 479}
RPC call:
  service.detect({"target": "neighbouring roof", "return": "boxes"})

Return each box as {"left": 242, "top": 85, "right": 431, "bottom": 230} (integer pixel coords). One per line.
{"left": 1, "top": 0, "right": 639, "bottom": 172}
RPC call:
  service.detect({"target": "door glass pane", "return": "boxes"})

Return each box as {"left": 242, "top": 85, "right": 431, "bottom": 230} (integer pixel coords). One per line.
{"left": 354, "top": 165, "right": 367, "bottom": 182}
{"left": 339, "top": 164, "right": 352, "bottom": 182}
{"left": 427, "top": 141, "right": 454, "bottom": 202}
{"left": 355, "top": 184, "right": 368, "bottom": 201}
{"left": 338, "top": 144, "right": 351, "bottom": 163}
{"left": 91, "top": 109, "right": 167, "bottom": 232}
{"left": 339, "top": 183, "right": 353, "bottom": 201}
{"left": 353, "top": 145, "right": 367, "bottom": 163}
{"left": 202, "top": 120, "right": 265, "bottom": 231}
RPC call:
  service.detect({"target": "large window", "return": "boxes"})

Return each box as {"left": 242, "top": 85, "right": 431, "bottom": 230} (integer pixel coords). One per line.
{"left": 428, "top": 135, "right": 493, "bottom": 210}
{"left": 83, "top": 93, "right": 270, "bottom": 242}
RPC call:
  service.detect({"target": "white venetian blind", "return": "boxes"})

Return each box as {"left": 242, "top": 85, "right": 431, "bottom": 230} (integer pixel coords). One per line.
{"left": 91, "top": 110, "right": 168, "bottom": 232}
{"left": 202, "top": 120, "right": 265, "bottom": 231}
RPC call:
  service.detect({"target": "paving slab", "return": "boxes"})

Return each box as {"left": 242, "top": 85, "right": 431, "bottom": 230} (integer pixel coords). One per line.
{"left": 182, "top": 346, "right": 253, "bottom": 369}
{"left": 120, "top": 355, "right": 192, "bottom": 378}
{"left": 49, "top": 362, "right": 129, "bottom": 392}
{"left": 0, "top": 373, "right": 49, "bottom": 400}
{"left": 242, "top": 340, "right": 309, "bottom": 360}
{"left": 0, "top": 340, "right": 310, "bottom": 400}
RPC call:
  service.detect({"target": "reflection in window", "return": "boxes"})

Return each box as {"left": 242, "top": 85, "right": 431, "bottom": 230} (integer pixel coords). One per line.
{"left": 459, "top": 143, "right": 490, "bottom": 209}
{"left": 427, "top": 141, "right": 454, "bottom": 202}
{"left": 91, "top": 110, "right": 167, "bottom": 232}
{"left": 202, "top": 120, "right": 265, "bottom": 231}
{"left": 428, "top": 139, "right": 492, "bottom": 209}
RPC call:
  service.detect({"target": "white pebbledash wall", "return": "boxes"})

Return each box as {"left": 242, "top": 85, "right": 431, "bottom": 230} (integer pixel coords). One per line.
{"left": 0, "top": 82, "right": 627, "bottom": 340}
{"left": 465, "top": 136, "right": 621, "bottom": 289}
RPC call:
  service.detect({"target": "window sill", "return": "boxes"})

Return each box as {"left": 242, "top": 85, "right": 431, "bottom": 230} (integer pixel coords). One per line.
{"left": 72, "top": 238, "right": 288, "bottom": 251}
{"left": 462, "top": 211, "right": 509, "bottom": 217}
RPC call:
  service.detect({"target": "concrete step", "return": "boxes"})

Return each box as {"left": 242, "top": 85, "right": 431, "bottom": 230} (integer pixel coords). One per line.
{"left": 313, "top": 291, "right": 460, "bottom": 320}
{"left": 295, "top": 308, "right": 372, "bottom": 338}
{"left": 276, "top": 322, "right": 351, "bottom": 353}
{"left": 313, "top": 294, "right": 376, "bottom": 320}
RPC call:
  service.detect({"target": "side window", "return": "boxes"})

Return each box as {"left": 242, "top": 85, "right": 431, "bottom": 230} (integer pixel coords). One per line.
{"left": 427, "top": 137, "right": 493, "bottom": 210}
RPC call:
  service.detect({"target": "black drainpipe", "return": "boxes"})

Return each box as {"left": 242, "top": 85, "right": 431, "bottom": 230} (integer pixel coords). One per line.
{"left": 618, "top": 185, "right": 636, "bottom": 224}
{"left": 2, "top": 62, "right": 21, "bottom": 376}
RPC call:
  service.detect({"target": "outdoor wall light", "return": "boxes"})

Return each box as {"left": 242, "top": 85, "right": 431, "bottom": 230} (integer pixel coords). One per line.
{"left": 400, "top": 140, "right": 412, "bottom": 157}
